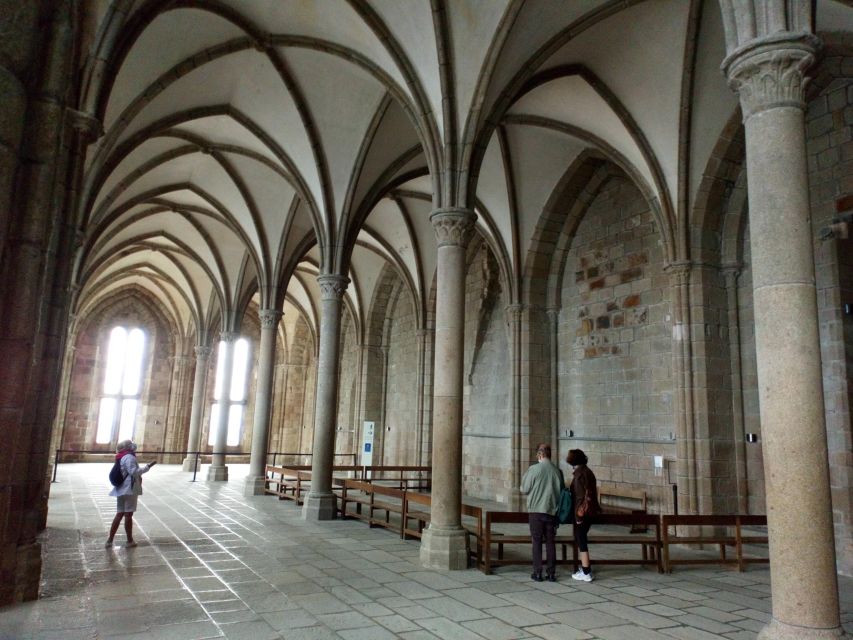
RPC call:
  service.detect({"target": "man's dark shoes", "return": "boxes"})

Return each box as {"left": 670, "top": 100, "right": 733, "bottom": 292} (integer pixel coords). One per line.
{"left": 546, "top": 573, "right": 557, "bottom": 582}
{"left": 531, "top": 572, "right": 543, "bottom": 582}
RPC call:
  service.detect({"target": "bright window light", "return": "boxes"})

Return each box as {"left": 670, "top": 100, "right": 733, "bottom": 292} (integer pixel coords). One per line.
{"left": 96, "top": 326, "right": 146, "bottom": 444}
{"left": 208, "top": 338, "right": 251, "bottom": 447}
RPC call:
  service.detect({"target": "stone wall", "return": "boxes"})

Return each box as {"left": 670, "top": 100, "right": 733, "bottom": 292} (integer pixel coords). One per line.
{"left": 462, "top": 241, "right": 511, "bottom": 502}
{"left": 268, "top": 317, "right": 316, "bottom": 461}
{"left": 735, "top": 234, "right": 765, "bottom": 515}
{"left": 60, "top": 292, "right": 174, "bottom": 457}
{"left": 805, "top": 54, "right": 853, "bottom": 574}
{"left": 557, "top": 176, "right": 675, "bottom": 512}
{"left": 382, "top": 282, "right": 419, "bottom": 465}
{"left": 336, "top": 310, "right": 359, "bottom": 460}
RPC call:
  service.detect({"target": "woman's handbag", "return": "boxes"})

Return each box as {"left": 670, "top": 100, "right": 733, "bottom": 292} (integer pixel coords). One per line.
{"left": 576, "top": 494, "right": 592, "bottom": 519}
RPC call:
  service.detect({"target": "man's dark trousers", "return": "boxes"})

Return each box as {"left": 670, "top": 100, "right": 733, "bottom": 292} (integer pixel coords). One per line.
{"left": 529, "top": 512, "right": 557, "bottom": 577}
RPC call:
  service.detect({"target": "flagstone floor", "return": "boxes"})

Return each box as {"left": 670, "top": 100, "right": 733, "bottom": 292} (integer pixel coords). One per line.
{"left": 1, "top": 463, "right": 850, "bottom": 640}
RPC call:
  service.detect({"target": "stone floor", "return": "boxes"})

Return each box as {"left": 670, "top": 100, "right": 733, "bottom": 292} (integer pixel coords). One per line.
{"left": 1, "top": 464, "right": 851, "bottom": 640}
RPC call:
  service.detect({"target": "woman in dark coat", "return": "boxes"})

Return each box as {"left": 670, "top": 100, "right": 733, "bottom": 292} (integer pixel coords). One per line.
{"left": 567, "top": 449, "right": 600, "bottom": 582}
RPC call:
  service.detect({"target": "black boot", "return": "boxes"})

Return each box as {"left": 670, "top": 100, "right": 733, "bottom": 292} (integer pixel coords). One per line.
{"left": 546, "top": 572, "right": 557, "bottom": 582}
{"left": 531, "top": 572, "right": 543, "bottom": 582}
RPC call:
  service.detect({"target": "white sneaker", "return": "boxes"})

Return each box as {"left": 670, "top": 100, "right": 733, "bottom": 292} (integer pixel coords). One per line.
{"left": 571, "top": 570, "right": 593, "bottom": 582}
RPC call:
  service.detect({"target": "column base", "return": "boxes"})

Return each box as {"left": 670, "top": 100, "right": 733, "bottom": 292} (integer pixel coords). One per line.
{"left": 242, "top": 475, "right": 267, "bottom": 496}
{"left": 206, "top": 465, "right": 228, "bottom": 481}
{"left": 419, "top": 525, "right": 468, "bottom": 570}
{"left": 13, "top": 541, "right": 41, "bottom": 602}
{"left": 759, "top": 618, "right": 848, "bottom": 639}
{"left": 181, "top": 456, "right": 199, "bottom": 472}
{"left": 301, "top": 493, "right": 337, "bottom": 520}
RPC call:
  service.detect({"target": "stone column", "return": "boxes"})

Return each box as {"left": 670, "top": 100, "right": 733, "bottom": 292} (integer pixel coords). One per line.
{"left": 207, "top": 333, "right": 236, "bottom": 481}
{"left": 667, "top": 261, "right": 699, "bottom": 515}
{"left": 506, "top": 303, "right": 524, "bottom": 511}
{"left": 420, "top": 207, "right": 475, "bottom": 570}
{"left": 302, "top": 274, "right": 348, "bottom": 520}
{"left": 183, "top": 345, "right": 212, "bottom": 471}
{"left": 722, "top": 26, "right": 844, "bottom": 639}
{"left": 245, "top": 310, "right": 282, "bottom": 495}
{"left": 164, "top": 354, "right": 193, "bottom": 462}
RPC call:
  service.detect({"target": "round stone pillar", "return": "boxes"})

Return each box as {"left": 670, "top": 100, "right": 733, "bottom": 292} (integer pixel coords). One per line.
{"left": 723, "top": 32, "right": 844, "bottom": 639}
{"left": 302, "top": 274, "right": 348, "bottom": 520}
{"left": 208, "top": 332, "right": 237, "bottom": 481}
{"left": 420, "top": 207, "right": 475, "bottom": 570}
{"left": 244, "top": 309, "right": 282, "bottom": 495}
{"left": 182, "top": 345, "right": 212, "bottom": 471}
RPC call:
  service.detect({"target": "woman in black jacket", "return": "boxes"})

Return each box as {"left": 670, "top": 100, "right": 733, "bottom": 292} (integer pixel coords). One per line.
{"left": 567, "top": 449, "right": 600, "bottom": 582}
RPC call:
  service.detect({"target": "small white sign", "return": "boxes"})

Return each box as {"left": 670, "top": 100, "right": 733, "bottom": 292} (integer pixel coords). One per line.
{"left": 362, "top": 421, "right": 375, "bottom": 466}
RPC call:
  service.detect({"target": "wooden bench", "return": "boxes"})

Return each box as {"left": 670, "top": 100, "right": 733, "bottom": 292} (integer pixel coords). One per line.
{"left": 264, "top": 465, "right": 311, "bottom": 504}
{"left": 599, "top": 485, "right": 649, "bottom": 532}
{"left": 461, "top": 503, "right": 484, "bottom": 569}
{"left": 402, "top": 491, "right": 431, "bottom": 540}
{"left": 582, "top": 513, "right": 663, "bottom": 573}
{"left": 482, "top": 512, "right": 574, "bottom": 574}
{"left": 339, "top": 479, "right": 406, "bottom": 535}
{"left": 661, "top": 514, "right": 769, "bottom": 573}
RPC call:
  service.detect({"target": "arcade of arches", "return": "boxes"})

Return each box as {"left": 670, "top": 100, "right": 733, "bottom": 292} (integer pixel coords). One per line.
{"left": 2, "top": 1, "right": 853, "bottom": 638}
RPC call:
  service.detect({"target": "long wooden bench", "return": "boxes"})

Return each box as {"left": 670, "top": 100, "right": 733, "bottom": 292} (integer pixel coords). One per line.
{"left": 599, "top": 485, "right": 649, "bottom": 532}
{"left": 264, "top": 466, "right": 311, "bottom": 503}
{"left": 582, "top": 513, "right": 663, "bottom": 573}
{"left": 402, "top": 491, "right": 431, "bottom": 540}
{"left": 482, "top": 511, "right": 663, "bottom": 575}
{"left": 339, "top": 479, "right": 406, "bottom": 535}
{"left": 661, "top": 514, "right": 768, "bottom": 573}
{"left": 482, "top": 512, "right": 574, "bottom": 574}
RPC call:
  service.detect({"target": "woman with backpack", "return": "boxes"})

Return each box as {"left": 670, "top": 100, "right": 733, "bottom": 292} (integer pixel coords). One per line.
{"left": 106, "top": 439, "right": 156, "bottom": 548}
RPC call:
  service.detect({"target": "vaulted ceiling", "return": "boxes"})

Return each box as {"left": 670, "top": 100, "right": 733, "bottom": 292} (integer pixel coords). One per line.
{"left": 73, "top": 0, "right": 853, "bottom": 349}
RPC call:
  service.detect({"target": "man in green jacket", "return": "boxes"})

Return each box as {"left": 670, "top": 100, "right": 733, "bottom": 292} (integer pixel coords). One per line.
{"left": 520, "top": 443, "right": 564, "bottom": 582}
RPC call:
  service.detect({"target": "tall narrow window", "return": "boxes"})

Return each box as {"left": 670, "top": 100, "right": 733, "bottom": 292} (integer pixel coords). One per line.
{"left": 208, "top": 337, "right": 250, "bottom": 446}
{"left": 96, "top": 327, "right": 146, "bottom": 444}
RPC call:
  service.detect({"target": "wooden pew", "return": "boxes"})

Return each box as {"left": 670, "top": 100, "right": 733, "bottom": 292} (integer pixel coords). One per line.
{"left": 264, "top": 465, "right": 311, "bottom": 504}
{"left": 661, "top": 514, "right": 769, "bottom": 573}
{"left": 482, "top": 512, "right": 574, "bottom": 575}
{"left": 401, "top": 491, "right": 431, "bottom": 540}
{"left": 339, "top": 479, "right": 406, "bottom": 535}
{"left": 582, "top": 513, "right": 663, "bottom": 573}
{"left": 598, "top": 485, "right": 649, "bottom": 532}
{"left": 461, "top": 503, "right": 484, "bottom": 569}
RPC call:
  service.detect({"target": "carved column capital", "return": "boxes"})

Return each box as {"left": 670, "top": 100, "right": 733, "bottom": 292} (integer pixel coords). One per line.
{"left": 722, "top": 34, "right": 820, "bottom": 120}
{"left": 505, "top": 303, "right": 525, "bottom": 323}
{"left": 430, "top": 208, "right": 476, "bottom": 248}
{"left": 720, "top": 262, "right": 743, "bottom": 283}
{"left": 194, "top": 345, "right": 213, "bottom": 360}
{"left": 220, "top": 331, "right": 239, "bottom": 343}
{"left": 170, "top": 355, "right": 193, "bottom": 366}
{"left": 317, "top": 274, "right": 349, "bottom": 300}
{"left": 259, "top": 309, "right": 283, "bottom": 330}
{"left": 545, "top": 307, "right": 561, "bottom": 323}
{"left": 66, "top": 108, "right": 104, "bottom": 143}
{"left": 664, "top": 260, "right": 693, "bottom": 284}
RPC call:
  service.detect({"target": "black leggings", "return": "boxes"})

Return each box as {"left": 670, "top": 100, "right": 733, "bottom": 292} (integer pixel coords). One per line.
{"left": 574, "top": 518, "right": 592, "bottom": 552}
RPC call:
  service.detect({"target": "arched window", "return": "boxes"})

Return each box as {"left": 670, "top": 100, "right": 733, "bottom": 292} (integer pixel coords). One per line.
{"left": 208, "top": 337, "right": 250, "bottom": 446}
{"left": 96, "top": 327, "right": 146, "bottom": 444}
